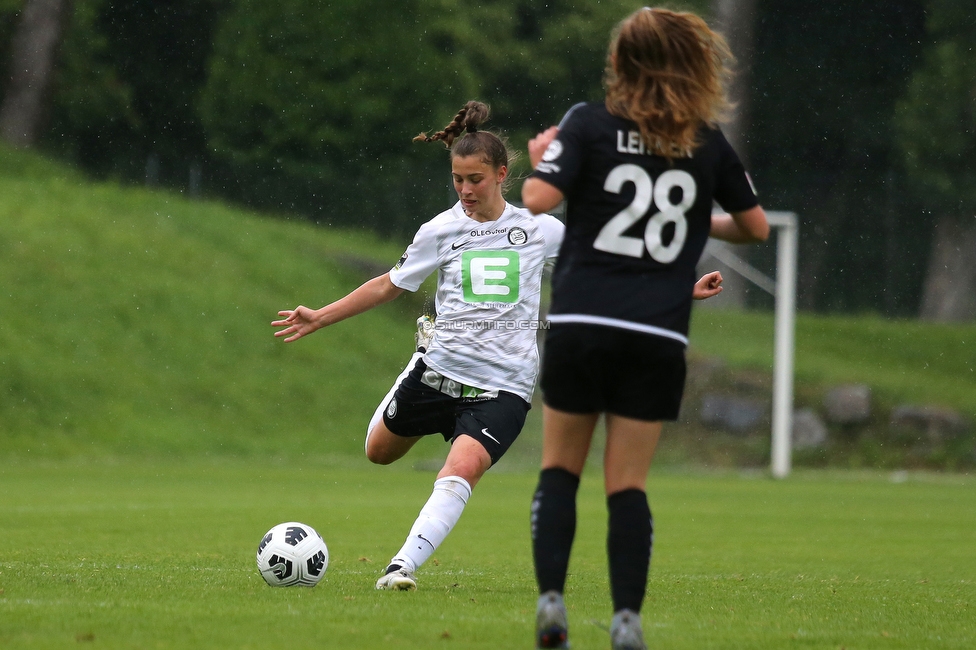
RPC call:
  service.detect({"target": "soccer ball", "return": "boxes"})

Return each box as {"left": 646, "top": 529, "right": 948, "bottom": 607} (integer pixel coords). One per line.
{"left": 256, "top": 522, "right": 329, "bottom": 587}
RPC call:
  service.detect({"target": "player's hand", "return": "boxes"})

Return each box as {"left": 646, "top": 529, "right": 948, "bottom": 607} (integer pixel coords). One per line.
{"left": 693, "top": 271, "right": 723, "bottom": 300}
{"left": 272, "top": 306, "right": 321, "bottom": 342}
{"left": 528, "top": 126, "right": 559, "bottom": 169}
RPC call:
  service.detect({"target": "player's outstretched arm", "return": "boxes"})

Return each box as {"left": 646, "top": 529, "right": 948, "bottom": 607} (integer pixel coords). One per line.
{"left": 693, "top": 271, "right": 724, "bottom": 300}
{"left": 273, "top": 273, "right": 405, "bottom": 343}
{"left": 710, "top": 206, "right": 770, "bottom": 243}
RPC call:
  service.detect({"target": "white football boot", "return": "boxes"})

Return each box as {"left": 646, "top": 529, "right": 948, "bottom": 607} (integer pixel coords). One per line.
{"left": 375, "top": 563, "right": 417, "bottom": 591}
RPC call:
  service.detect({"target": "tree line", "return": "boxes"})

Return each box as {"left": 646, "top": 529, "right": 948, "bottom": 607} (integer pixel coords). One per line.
{"left": 0, "top": 0, "right": 973, "bottom": 320}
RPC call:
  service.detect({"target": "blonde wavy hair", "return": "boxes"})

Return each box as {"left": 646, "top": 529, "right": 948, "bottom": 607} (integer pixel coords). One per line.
{"left": 605, "top": 7, "right": 733, "bottom": 158}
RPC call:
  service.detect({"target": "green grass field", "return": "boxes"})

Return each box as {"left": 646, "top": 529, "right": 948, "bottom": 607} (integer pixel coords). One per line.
{"left": 1, "top": 459, "right": 973, "bottom": 649}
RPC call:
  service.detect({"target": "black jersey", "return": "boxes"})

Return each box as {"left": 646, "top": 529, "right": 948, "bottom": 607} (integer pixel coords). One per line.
{"left": 530, "top": 101, "right": 758, "bottom": 344}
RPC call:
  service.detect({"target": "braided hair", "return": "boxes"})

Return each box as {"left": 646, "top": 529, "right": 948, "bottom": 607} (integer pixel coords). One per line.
{"left": 413, "top": 100, "right": 490, "bottom": 149}
{"left": 415, "top": 101, "right": 519, "bottom": 194}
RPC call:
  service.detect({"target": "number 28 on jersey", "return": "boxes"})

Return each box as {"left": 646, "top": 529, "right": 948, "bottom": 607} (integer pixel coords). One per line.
{"left": 594, "top": 165, "right": 697, "bottom": 264}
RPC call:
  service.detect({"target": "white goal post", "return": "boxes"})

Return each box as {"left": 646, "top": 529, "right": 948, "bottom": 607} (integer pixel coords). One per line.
{"left": 702, "top": 211, "right": 798, "bottom": 478}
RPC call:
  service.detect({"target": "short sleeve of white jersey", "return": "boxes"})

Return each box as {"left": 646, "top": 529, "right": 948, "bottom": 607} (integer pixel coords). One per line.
{"left": 388, "top": 220, "right": 442, "bottom": 292}
{"left": 536, "top": 213, "right": 565, "bottom": 270}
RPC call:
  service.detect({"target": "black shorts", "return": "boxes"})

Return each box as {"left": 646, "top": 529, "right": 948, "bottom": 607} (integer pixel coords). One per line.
{"left": 382, "top": 358, "right": 530, "bottom": 465}
{"left": 540, "top": 324, "right": 687, "bottom": 421}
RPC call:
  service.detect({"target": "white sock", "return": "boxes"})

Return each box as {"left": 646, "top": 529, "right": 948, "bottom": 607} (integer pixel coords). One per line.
{"left": 365, "top": 352, "right": 424, "bottom": 452}
{"left": 390, "top": 476, "right": 472, "bottom": 572}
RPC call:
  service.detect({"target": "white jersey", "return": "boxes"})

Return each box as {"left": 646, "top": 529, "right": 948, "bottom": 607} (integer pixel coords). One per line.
{"left": 389, "top": 202, "right": 564, "bottom": 402}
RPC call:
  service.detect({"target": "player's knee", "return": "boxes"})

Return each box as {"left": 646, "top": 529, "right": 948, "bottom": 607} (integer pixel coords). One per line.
{"left": 365, "top": 424, "right": 412, "bottom": 465}
{"left": 441, "top": 461, "right": 481, "bottom": 484}
{"left": 440, "top": 444, "right": 491, "bottom": 485}
{"left": 365, "top": 441, "right": 395, "bottom": 465}
{"left": 366, "top": 450, "right": 395, "bottom": 465}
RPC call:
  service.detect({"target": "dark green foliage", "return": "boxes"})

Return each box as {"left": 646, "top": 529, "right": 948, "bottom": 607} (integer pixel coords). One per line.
{"left": 1, "top": 0, "right": 707, "bottom": 235}
{"left": 203, "top": 0, "right": 471, "bottom": 168}
{"left": 749, "top": 1, "right": 928, "bottom": 315}
{"left": 47, "top": 0, "right": 228, "bottom": 182}
{"left": 199, "top": 0, "right": 477, "bottom": 232}
{"left": 196, "top": 0, "right": 668, "bottom": 232}
{"left": 894, "top": 0, "right": 976, "bottom": 213}
{"left": 461, "top": 1, "right": 638, "bottom": 136}
{"left": 0, "top": 0, "right": 23, "bottom": 93}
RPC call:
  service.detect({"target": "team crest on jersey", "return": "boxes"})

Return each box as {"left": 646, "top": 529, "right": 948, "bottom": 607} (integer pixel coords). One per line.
{"left": 542, "top": 140, "right": 563, "bottom": 162}
{"left": 508, "top": 227, "right": 528, "bottom": 246}
{"left": 386, "top": 398, "right": 397, "bottom": 419}
{"left": 394, "top": 251, "right": 408, "bottom": 270}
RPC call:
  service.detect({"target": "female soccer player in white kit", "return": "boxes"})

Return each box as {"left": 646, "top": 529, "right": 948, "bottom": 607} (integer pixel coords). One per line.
{"left": 273, "top": 101, "right": 565, "bottom": 590}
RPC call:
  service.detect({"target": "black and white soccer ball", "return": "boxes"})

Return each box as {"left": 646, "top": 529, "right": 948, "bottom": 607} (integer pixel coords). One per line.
{"left": 256, "top": 522, "right": 329, "bottom": 587}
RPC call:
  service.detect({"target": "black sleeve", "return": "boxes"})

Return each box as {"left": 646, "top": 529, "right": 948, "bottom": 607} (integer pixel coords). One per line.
{"left": 528, "top": 102, "right": 588, "bottom": 194}
{"left": 712, "top": 129, "right": 760, "bottom": 213}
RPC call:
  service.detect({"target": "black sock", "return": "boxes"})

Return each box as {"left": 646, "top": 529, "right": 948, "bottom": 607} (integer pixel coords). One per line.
{"left": 531, "top": 467, "right": 580, "bottom": 594}
{"left": 607, "top": 489, "right": 653, "bottom": 612}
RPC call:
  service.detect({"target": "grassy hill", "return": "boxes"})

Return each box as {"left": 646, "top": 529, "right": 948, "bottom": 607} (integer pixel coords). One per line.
{"left": 1, "top": 144, "right": 973, "bottom": 468}
{"left": 0, "top": 145, "right": 431, "bottom": 460}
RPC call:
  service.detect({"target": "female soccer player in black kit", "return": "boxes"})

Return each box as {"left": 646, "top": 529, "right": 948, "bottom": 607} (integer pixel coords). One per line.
{"left": 521, "top": 8, "right": 769, "bottom": 650}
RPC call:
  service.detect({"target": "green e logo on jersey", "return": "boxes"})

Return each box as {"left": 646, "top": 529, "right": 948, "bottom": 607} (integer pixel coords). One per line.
{"left": 461, "top": 251, "right": 520, "bottom": 303}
